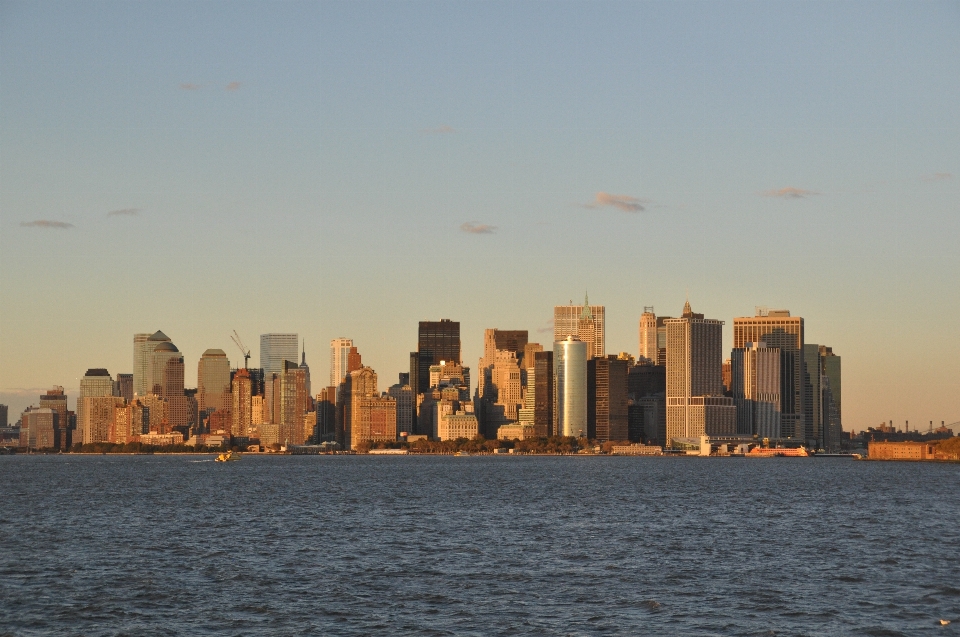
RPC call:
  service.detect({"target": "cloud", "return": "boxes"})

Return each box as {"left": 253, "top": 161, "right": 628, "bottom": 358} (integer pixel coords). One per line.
{"left": 461, "top": 222, "right": 496, "bottom": 235}
{"left": 921, "top": 172, "right": 952, "bottom": 182}
{"left": 422, "top": 125, "right": 456, "bottom": 134}
{"left": 537, "top": 318, "right": 555, "bottom": 334}
{"left": 761, "top": 187, "right": 821, "bottom": 199}
{"left": 20, "top": 220, "right": 73, "bottom": 229}
{"left": 583, "top": 192, "right": 648, "bottom": 212}
{"left": 179, "top": 83, "right": 201, "bottom": 90}
{"left": 107, "top": 208, "right": 140, "bottom": 217}
{"left": 226, "top": 81, "right": 242, "bottom": 91}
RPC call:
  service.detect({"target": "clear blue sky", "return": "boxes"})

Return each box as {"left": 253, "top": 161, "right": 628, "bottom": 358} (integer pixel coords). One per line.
{"left": 1, "top": 1, "right": 958, "bottom": 430}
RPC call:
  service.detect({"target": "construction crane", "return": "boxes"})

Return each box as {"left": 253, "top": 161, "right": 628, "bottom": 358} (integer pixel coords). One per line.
{"left": 230, "top": 330, "right": 251, "bottom": 369}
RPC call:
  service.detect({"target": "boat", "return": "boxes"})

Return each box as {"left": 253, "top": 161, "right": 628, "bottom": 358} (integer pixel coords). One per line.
{"left": 747, "top": 446, "right": 811, "bottom": 458}
{"left": 215, "top": 449, "right": 240, "bottom": 462}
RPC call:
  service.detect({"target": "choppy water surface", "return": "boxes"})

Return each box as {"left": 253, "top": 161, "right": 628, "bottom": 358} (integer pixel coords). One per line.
{"left": 1, "top": 455, "right": 959, "bottom": 636}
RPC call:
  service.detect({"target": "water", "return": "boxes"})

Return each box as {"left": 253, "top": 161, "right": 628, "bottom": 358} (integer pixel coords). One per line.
{"left": 1, "top": 455, "right": 958, "bottom": 636}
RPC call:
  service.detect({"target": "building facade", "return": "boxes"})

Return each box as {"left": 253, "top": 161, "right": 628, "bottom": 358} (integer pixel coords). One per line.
{"left": 554, "top": 295, "right": 605, "bottom": 360}
{"left": 260, "top": 333, "right": 299, "bottom": 378}
{"left": 732, "top": 309, "right": 805, "bottom": 440}
{"left": 329, "top": 337, "right": 354, "bottom": 387}
{"left": 198, "top": 349, "right": 231, "bottom": 413}
{"left": 665, "top": 302, "right": 735, "bottom": 440}
{"left": 554, "top": 337, "right": 587, "bottom": 438}
{"left": 731, "top": 342, "right": 782, "bottom": 439}
{"left": 638, "top": 307, "right": 657, "bottom": 364}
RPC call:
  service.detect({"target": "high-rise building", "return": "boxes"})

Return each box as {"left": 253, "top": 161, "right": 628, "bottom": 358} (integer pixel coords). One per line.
{"left": 665, "top": 302, "right": 735, "bottom": 441}
{"left": 260, "top": 333, "right": 298, "bottom": 378}
{"left": 817, "top": 345, "right": 842, "bottom": 451}
{"left": 141, "top": 331, "right": 173, "bottom": 394}
{"left": 198, "top": 349, "right": 232, "bottom": 413}
{"left": 639, "top": 307, "right": 657, "bottom": 363}
{"left": 476, "top": 329, "right": 529, "bottom": 438}
{"left": 77, "top": 369, "right": 116, "bottom": 443}
{"left": 315, "top": 387, "right": 337, "bottom": 443}
{"left": 588, "top": 356, "right": 630, "bottom": 441}
{"left": 417, "top": 320, "right": 461, "bottom": 393}
{"left": 731, "top": 342, "right": 782, "bottom": 438}
{"left": 554, "top": 337, "right": 587, "bottom": 438}
{"left": 340, "top": 366, "right": 396, "bottom": 449}
{"left": 280, "top": 359, "right": 311, "bottom": 445}
{"left": 387, "top": 382, "right": 413, "bottom": 435}
{"left": 39, "top": 387, "right": 70, "bottom": 450}
{"left": 20, "top": 407, "right": 57, "bottom": 449}
{"left": 803, "top": 344, "right": 822, "bottom": 447}
{"left": 232, "top": 368, "right": 252, "bottom": 439}
{"left": 149, "top": 341, "right": 180, "bottom": 395}
{"left": 0, "top": 404, "right": 7, "bottom": 427}
{"left": 133, "top": 332, "right": 155, "bottom": 397}
{"left": 655, "top": 316, "right": 673, "bottom": 366}
{"left": 554, "top": 295, "right": 605, "bottom": 360}
{"left": 161, "top": 356, "right": 190, "bottom": 431}
{"left": 733, "top": 309, "right": 805, "bottom": 440}
{"left": 534, "top": 351, "right": 554, "bottom": 437}
{"left": 116, "top": 374, "right": 133, "bottom": 402}
{"left": 627, "top": 363, "right": 666, "bottom": 445}
{"left": 329, "top": 337, "right": 354, "bottom": 387}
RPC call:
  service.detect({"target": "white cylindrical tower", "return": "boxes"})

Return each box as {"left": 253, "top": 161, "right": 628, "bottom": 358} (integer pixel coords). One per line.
{"left": 554, "top": 336, "right": 587, "bottom": 438}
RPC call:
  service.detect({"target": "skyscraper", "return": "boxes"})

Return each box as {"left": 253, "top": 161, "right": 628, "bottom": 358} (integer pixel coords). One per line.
{"left": 588, "top": 356, "right": 630, "bottom": 441}
{"left": 819, "top": 345, "right": 842, "bottom": 450}
{"left": 149, "top": 341, "right": 180, "bottom": 395}
{"left": 665, "top": 302, "right": 735, "bottom": 441}
{"left": 162, "top": 355, "right": 189, "bottom": 431}
{"left": 731, "top": 342, "right": 782, "bottom": 438}
{"left": 141, "top": 331, "right": 172, "bottom": 395}
{"left": 732, "top": 309, "right": 805, "bottom": 440}
{"left": 329, "top": 337, "right": 354, "bottom": 387}
{"left": 554, "top": 337, "right": 587, "bottom": 438}
{"left": 639, "top": 308, "right": 657, "bottom": 363}
{"left": 77, "top": 369, "right": 122, "bottom": 444}
{"left": 280, "top": 359, "right": 311, "bottom": 445}
{"left": 260, "top": 333, "right": 299, "bottom": 378}
{"left": 554, "top": 294, "right": 605, "bottom": 360}
{"left": 417, "top": 320, "right": 461, "bottom": 393}
{"left": 133, "top": 333, "right": 152, "bottom": 397}
{"left": 39, "top": 387, "right": 70, "bottom": 450}
{"left": 476, "top": 329, "right": 529, "bottom": 438}
{"left": 232, "top": 368, "right": 252, "bottom": 439}
{"left": 534, "top": 351, "right": 554, "bottom": 437}
{"left": 198, "top": 349, "right": 231, "bottom": 413}
{"left": 116, "top": 374, "right": 133, "bottom": 402}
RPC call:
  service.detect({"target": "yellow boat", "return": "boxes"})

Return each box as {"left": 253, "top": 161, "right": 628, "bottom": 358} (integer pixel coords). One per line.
{"left": 215, "top": 449, "right": 240, "bottom": 462}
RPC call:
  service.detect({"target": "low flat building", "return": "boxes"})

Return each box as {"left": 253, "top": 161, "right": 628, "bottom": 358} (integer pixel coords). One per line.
{"left": 610, "top": 443, "right": 663, "bottom": 456}
{"left": 136, "top": 432, "right": 184, "bottom": 446}
{"left": 868, "top": 441, "right": 937, "bottom": 461}
{"left": 497, "top": 422, "right": 537, "bottom": 441}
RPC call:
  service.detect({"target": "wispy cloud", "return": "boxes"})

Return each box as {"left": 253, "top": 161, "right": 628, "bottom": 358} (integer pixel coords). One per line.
{"left": 21, "top": 220, "right": 73, "bottom": 229}
{"left": 537, "top": 318, "right": 555, "bottom": 334}
{"left": 921, "top": 172, "right": 952, "bottom": 182}
{"left": 107, "top": 208, "right": 140, "bottom": 217}
{"left": 226, "top": 81, "right": 242, "bottom": 91}
{"left": 422, "top": 124, "right": 456, "bottom": 134}
{"left": 761, "top": 187, "right": 821, "bottom": 199}
{"left": 179, "top": 82, "right": 201, "bottom": 90}
{"left": 583, "top": 192, "right": 648, "bottom": 212}
{"left": 461, "top": 222, "right": 496, "bottom": 235}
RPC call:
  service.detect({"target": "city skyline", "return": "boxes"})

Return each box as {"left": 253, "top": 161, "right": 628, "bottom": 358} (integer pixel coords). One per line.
{"left": 1, "top": 2, "right": 958, "bottom": 430}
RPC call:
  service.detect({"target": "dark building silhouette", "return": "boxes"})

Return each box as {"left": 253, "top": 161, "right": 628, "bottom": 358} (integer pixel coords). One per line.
{"left": 534, "top": 351, "right": 554, "bottom": 437}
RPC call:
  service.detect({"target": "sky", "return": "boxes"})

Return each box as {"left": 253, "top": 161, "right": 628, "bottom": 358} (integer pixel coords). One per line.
{"left": 1, "top": 0, "right": 958, "bottom": 431}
